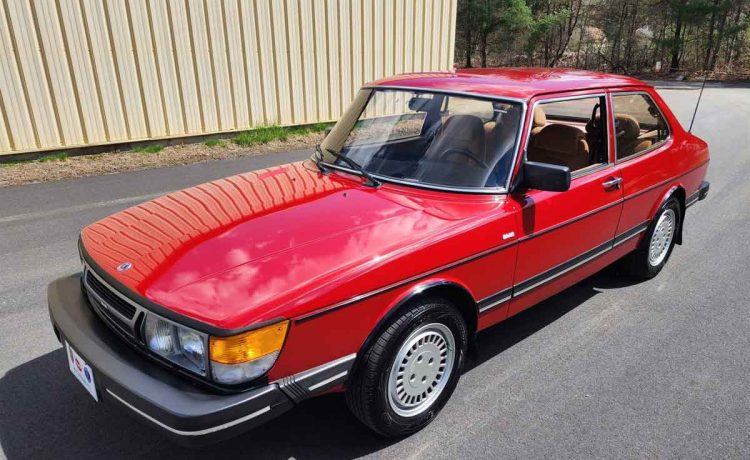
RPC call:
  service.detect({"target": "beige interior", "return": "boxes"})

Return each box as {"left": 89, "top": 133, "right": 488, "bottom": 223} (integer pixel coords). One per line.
{"left": 531, "top": 108, "right": 547, "bottom": 135}
{"left": 615, "top": 114, "right": 652, "bottom": 158}
{"left": 527, "top": 123, "right": 591, "bottom": 172}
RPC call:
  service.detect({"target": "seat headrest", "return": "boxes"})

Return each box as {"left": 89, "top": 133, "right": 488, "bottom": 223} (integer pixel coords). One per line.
{"left": 533, "top": 108, "right": 547, "bottom": 128}
{"left": 532, "top": 124, "right": 586, "bottom": 154}
{"left": 441, "top": 114, "right": 484, "bottom": 141}
{"left": 615, "top": 114, "right": 640, "bottom": 141}
{"left": 423, "top": 114, "right": 485, "bottom": 162}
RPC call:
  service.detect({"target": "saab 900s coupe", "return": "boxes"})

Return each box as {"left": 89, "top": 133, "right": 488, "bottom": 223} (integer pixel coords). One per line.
{"left": 48, "top": 68, "right": 709, "bottom": 445}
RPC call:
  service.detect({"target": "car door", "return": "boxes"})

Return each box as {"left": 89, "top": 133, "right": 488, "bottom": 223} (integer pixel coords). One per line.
{"left": 507, "top": 92, "right": 624, "bottom": 317}
{"left": 608, "top": 90, "right": 675, "bottom": 249}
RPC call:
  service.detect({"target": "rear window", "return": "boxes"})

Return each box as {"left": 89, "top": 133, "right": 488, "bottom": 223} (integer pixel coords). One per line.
{"left": 612, "top": 93, "right": 670, "bottom": 160}
{"left": 444, "top": 97, "right": 495, "bottom": 122}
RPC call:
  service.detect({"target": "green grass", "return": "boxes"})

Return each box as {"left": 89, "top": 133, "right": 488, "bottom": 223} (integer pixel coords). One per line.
{"left": 306, "top": 122, "right": 333, "bottom": 132}
{"left": 133, "top": 144, "right": 164, "bottom": 154}
{"left": 232, "top": 123, "right": 333, "bottom": 147}
{"left": 203, "top": 138, "right": 226, "bottom": 148}
{"left": 37, "top": 152, "right": 69, "bottom": 162}
{"left": 1, "top": 152, "right": 69, "bottom": 167}
{"left": 233, "top": 126, "right": 289, "bottom": 146}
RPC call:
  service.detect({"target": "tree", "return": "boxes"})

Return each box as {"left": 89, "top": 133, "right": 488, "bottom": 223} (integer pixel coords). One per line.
{"left": 454, "top": 0, "right": 750, "bottom": 76}
{"left": 668, "top": 0, "right": 689, "bottom": 72}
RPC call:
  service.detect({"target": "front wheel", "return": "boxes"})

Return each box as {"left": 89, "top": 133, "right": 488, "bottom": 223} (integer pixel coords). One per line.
{"left": 345, "top": 298, "right": 468, "bottom": 437}
{"left": 626, "top": 197, "right": 681, "bottom": 279}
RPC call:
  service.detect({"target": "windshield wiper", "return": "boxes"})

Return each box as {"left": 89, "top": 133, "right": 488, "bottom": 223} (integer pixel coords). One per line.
{"left": 315, "top": 144, "right": 381, "bottom": 187}
{"left": 313, "top": 144, "right": 330, "bottom": 174}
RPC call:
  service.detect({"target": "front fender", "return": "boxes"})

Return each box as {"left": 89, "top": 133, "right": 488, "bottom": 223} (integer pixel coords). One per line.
{"left": 350, "top": 278, "right": 479, "bottom": 376}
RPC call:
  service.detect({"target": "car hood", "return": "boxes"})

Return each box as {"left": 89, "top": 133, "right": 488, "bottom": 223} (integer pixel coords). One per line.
{"left": 81, "top": 161, "right": 504, "bottom": 329}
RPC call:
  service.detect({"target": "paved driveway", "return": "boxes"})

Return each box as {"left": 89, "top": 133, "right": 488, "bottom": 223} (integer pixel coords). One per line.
{"left": 1, "top": 83, "right": 748, "bottom": 459}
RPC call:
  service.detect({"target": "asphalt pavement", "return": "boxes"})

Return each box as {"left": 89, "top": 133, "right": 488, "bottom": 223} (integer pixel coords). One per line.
{"left": 0, "top": 82, "right": 748, "bottom": 459}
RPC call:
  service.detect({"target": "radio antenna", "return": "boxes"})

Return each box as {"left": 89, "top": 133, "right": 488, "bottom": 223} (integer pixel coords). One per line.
{"left": 688, "top": 72, "right": 708, "bottom": 133}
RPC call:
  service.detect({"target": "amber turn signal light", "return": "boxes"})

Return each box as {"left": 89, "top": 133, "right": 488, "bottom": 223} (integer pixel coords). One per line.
{"left": 209, "top": 320, "right": 289, "bottom": 365}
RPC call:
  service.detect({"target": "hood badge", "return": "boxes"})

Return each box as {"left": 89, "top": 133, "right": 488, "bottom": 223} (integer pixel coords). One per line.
{"left": 116, "top": 262, "right": 133, "bottom": 272}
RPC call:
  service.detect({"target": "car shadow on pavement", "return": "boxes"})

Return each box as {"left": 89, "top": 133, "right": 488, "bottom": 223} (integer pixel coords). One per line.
{"left": 466, "top": 263, "right": 638, "bottom": 372}
{"left": 0, "top": 264, "right": 643, "bottom": 459}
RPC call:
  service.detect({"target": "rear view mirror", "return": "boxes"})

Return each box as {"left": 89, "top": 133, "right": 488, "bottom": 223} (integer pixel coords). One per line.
{"left": 522, "top": 161, "right": 571, "bottom": 192}
{"left": 408, "top": 96, "right": 432, "bottom": 112}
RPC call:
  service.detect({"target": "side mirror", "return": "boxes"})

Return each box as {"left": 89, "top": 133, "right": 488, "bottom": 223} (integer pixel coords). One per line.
{"left": 323, "top": 126, "right": 333, "bottom": 139}
{"left": 522, "top": 161, "right": 571, "bottom": 192}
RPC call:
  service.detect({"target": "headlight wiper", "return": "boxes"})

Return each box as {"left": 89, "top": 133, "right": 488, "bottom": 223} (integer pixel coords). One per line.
{"left": 316, "top": 145, "right": 381, "bottom": 188}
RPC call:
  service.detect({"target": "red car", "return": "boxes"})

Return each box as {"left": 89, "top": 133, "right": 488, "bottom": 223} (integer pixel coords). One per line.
{"left": 49, "top": 68, "right": 709, "bottom": 445}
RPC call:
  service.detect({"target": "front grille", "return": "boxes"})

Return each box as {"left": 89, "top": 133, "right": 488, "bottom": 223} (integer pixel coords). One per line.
{"left": 85, "top": 270, "right": 137, "bottom": 319}
{"left": 83, "top": 265, "right": 144, "bottom": 347}
{"left": 86, "top": 291, "right": 132, "bottom": 333}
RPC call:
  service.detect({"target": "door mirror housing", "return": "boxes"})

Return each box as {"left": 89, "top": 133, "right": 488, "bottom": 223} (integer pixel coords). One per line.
{"left": 323, "top": 126, "right": 333, "bottom": 139}
{"left": 522, "top": 161, "right": 571, "bottom": 192}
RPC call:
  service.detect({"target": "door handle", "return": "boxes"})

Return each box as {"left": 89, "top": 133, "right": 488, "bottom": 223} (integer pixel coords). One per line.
{"left": 602, "top": 177, "right": 622, "bottom": 191}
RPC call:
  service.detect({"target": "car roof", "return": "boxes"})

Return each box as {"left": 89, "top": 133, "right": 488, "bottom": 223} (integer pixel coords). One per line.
{"left": 368, "top": 67, "right": 649, "bottom": 101}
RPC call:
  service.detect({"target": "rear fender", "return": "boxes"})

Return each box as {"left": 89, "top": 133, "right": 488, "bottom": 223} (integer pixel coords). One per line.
{"left": 650, "top": 185, "right": 686, "bottom": 244}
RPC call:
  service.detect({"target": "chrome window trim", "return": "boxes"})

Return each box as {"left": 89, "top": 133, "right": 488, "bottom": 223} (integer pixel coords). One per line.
{"left": 340, "top": 85, "right": 529, "bottom": 193}
{"left": 570, "top": 162, "right": 611, "bottom": 179}
{"left": 521, "top": 92, "right": 610, "bottom": 180}
{"left": 319, "top": 162, "right": 509, "bottom": 194}
{"left": 609, "top": 90, "right": 673, "bottom": 164}
{"left": 362, "top": 85, "right": 527, "bottom": 104}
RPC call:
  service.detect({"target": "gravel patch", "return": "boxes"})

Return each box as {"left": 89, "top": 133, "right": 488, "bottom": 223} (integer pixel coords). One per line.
{"left": 0, "top": 132, "right": 322, "bottom": 187}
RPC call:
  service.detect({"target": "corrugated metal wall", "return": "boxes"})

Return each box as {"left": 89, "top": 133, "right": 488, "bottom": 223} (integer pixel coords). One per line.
{"left": 0, "top": 0, "right": 457, "bottom": 155}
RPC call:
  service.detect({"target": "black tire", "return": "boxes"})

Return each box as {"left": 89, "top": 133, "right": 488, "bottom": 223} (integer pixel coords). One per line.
{"left": 345, "top": 298, "right": 468, "bottom": 437}
{"left": 626, "top": 197, "right": 681, "bottom": 279}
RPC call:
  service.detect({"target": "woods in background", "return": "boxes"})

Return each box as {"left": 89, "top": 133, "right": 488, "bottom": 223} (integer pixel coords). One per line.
{"left": 456, "top": 0, "right": 750, "bottom": 77}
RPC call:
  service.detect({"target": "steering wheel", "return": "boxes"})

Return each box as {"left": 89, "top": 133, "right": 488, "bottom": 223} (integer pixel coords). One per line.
{"left": 586, "top": 103, "right": 603, "bottom": 164}
{"left": 439, "top": 148, "right": 488, "bottom": 169}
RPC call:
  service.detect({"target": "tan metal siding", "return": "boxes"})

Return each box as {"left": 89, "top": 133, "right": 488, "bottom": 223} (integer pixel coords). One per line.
{"left": 0, "top": 0, "right": 457, "bottom": 155}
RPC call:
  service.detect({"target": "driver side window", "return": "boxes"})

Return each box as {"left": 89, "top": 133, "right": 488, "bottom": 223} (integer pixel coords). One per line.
{"left": 527, "top": 96, "right": 608, "bottom": 173}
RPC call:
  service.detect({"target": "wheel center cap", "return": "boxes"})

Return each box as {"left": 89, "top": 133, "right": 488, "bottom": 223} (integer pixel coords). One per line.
{"left": 405, "top": 348, "right": 439, "bottom": 393}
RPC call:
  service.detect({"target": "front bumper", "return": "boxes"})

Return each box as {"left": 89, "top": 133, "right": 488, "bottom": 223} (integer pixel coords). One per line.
{"left": 48, "top": 274, "right": 354, "bottom": 446}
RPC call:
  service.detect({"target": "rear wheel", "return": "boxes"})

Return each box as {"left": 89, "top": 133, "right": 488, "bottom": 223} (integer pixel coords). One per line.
{"left": 345, "top": 298, "right": 468, "bottom": 437}
{"left": 626, "top": 197, "right": 681, "bottom": 279}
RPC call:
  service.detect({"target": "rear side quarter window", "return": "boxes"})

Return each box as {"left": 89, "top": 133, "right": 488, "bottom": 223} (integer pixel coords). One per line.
{"left": 611, "top": 93, "right": 671, "bottom": 161}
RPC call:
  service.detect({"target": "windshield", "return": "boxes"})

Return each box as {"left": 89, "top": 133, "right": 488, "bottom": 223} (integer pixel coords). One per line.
{"left": 318, "top": 89, "right": 522, "bottom": 190}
